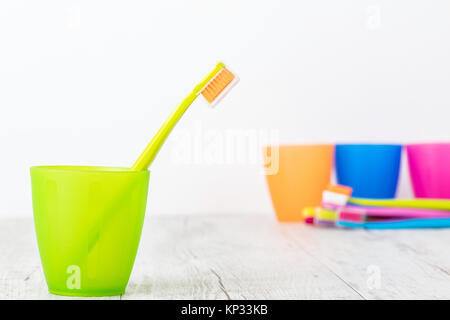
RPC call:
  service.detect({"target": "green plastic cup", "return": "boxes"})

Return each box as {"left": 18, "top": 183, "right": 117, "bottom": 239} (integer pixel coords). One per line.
{"left": 30, "top": 166, "right": 150, "bottom": 297}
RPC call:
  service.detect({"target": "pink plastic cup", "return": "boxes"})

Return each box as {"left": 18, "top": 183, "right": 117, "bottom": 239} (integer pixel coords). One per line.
{"left": 406, "top": 143, "right": 450, "bottom": 199}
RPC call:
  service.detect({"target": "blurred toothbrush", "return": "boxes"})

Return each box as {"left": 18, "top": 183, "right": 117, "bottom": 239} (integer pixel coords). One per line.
{"left": 338, "top": 217, "right": 450, "bottom": 229}
{"left": 347, "top": 197, "right": 450, "bottom": 211}
{"left": 322, "top": 184, "right": 353, "bottom": 207}
{"left": 317, "top": 184, "right": 450, "bottom": 228}
{"left": 338, "top": 206, "right": 450, "bottom": 224}
{"left": 322, "top": 184, "right": 450, "bottom": 211}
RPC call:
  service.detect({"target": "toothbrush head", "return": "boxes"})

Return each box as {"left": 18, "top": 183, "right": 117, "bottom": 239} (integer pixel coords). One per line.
{"left": 200, "top": 65, "right": 239, "bottom": 107}
{"left": 321, "top": 184, "right": 353, "bottom": 208}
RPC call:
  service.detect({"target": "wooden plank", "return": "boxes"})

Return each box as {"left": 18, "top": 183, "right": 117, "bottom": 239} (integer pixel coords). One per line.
{"left": 3, "top": 215, "right": 450, "bottom": 299}
{"left": 124, "top": 215, "right": 362, "bottom": 299}
{"left": 280, "top": 223, "right": 450, "bottom": 299}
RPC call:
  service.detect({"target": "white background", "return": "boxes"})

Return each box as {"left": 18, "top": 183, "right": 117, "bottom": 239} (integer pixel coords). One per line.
{"left": 1, "top": 0, "right": 449, "bottom": 218}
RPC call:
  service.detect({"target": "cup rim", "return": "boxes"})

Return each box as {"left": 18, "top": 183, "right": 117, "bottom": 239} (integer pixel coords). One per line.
{"left": 335, "top": 143, "right": 403, "bottom": 147}
{"left": 262, "top": 143, "right": 334, "bottom": 149}
{"left": 406, "top": 142, "right": 450, "bottom": 148}
{"left": 30, "top": 165, "right": 149, "bottom": 174}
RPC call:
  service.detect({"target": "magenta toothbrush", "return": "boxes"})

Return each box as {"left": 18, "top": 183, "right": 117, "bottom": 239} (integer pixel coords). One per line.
{"left": 338, "top": 206, "right": 450, "bottom": 224}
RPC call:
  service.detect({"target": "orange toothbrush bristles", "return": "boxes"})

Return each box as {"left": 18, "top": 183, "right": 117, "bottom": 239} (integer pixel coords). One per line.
{"left": 326, "top": 184, "right": 353, "bottom": 197}
{"left": 201, "top": 67, "right": 237, "bottom": 105}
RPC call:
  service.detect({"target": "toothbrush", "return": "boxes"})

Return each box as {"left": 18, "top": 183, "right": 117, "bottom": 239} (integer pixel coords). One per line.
{"left": 305, "top": 204, "right": 450, "bottom": 228}
{"left": 347, "top": 197, "right": 450, "bottom": 211}
{"left": 302, "top": 206, "right": 336, "bottom": 226}
{"left": 132, "top": 62, "right": 238, "bottom": 171}
{"left": 321, "top": 184, "right": 450, "bottom": 211}
{"left": 316, "top": 184, "right": 450, "bottom": 228}
{"left": 322, "top": 184, "right": 353, "bottom": 207}
{"left": 302, "top": 185, "right": 353, "bottom": 225}
{"left": 315, "top": 207, "right": 338, "bottom": 227}
{"left": 338, "top": 217, "right": 450, "bottom": 229}
{"left": 302, "top": 205, "right": 450, "bottom": 226}
{"left": 83, "top": 62, "right": 239, "bottom": 259}
{"left": 302, "top": 207, "right": 316, "bottom": 224}
{"left": 338, "top": 206, "right": 450, "bottom": 224}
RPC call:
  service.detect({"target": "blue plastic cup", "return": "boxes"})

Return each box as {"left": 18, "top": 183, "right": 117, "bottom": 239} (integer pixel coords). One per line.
{"left": 335, "top": 144, "right": 403, "bottom": 198}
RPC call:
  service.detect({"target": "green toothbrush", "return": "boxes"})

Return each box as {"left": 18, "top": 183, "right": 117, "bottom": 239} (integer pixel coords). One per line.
{"left": 131, "top": 62, "right": 238, "bottom": 171}
{"left": 84, "top": 62, "right": 238, "bottom": 258}
{"left": 349, "top": 198, "right": 450, "bottom": 211}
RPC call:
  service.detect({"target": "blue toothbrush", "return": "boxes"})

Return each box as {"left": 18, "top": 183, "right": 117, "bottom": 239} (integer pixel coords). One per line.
{"left": 338, "top": 217, "right": 450, "bottom": 230}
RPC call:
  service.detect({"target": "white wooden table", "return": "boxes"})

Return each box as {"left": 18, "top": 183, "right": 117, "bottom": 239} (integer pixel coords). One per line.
{"left": 1, "top": 215, "right": 450, "bottom": 299}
